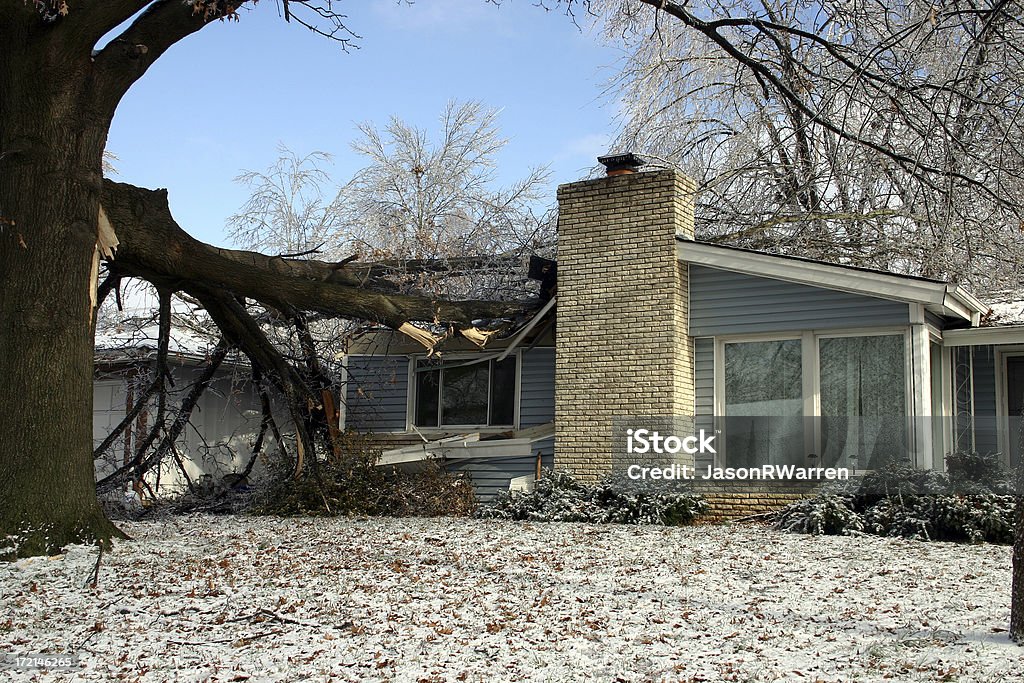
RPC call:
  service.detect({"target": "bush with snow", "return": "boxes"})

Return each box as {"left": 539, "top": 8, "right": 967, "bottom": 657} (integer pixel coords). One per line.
{"left": 777, "top": 453, "right": 1017, "bottom": 543}
{"left": 776, "top": 485, "right": 864, "bottom": 536}
{"left": 478, "top": 469, "right": 708, "bottom": 525}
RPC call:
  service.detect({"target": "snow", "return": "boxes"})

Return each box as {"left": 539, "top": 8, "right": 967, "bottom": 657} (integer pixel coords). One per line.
{"left": 982, "top": 291, "right": 1024, "bottom": 326}
{"left": 2, "top": 516, "right": 1022, "bottom": 681}
{"left": 94, "top": 279, "right": 218, "bottom": 359}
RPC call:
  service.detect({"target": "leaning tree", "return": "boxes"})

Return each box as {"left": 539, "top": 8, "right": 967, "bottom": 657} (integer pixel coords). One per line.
{"left": 0, "top": 1, "right": 537, "bottom": 559}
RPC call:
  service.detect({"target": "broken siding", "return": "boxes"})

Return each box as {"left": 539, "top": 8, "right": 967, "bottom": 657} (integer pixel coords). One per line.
{"left": 447, "top": 450, "right": 554, "bottom": 503}
{"left": 345, "top": 355, "right": 409, "bottom": 432}
{"left": 688, "top": 265, "right": 909, "bottom": 336}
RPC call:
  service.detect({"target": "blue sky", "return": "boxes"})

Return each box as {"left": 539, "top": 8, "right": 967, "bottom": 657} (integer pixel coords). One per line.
{"left": 106, "top": 0, "right": 622, "bottom": 246}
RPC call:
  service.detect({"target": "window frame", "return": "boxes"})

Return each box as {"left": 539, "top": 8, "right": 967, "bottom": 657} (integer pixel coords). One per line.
{"left": 712, "top": 327, "right": 914, "bottom": 470}
{"left": 406, "top": 350, "right": 522, "bottom": 432}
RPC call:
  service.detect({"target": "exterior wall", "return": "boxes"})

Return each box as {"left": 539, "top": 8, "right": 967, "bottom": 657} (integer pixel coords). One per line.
{"left": 93, "top": 364, "right": 268, "bottom": 497}
{"left": 519, "top": 347, "right": 555, "bottom": 428}
{"left": 446, "top": 348, "right": 555, "bottom": 502}
{"left": 689, "top": 265, "right": 909, "bottom": 336}
{"left": 344, "top": 347, "right": 555, "bottom": 434}
{"left": 690, "top": 480, "right": 824, "bottom": 520}
{"left": 693, "top": 337, "right": 716, "bottom": 472}
{"left": 344, "top": 355, "right": 410, "bottom": 432}
{"left": 447, "top": 447, "right": 555, "bottom": 503}
{"left": 554, "top": 169, "right": 697, "bottom": 480}
{"left": 346, "top": 347, "right": 556, "bottom": 501}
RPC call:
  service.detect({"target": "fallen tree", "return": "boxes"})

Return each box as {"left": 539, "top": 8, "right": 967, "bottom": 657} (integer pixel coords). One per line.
{"left": 93, "top": 179, "right": 537, "bottom": 494}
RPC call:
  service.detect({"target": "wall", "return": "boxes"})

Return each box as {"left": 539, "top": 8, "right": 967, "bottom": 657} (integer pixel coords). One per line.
{"left": 93, "top": 363, "right": 269, "bottom": 497}
{"left": 690, "top": 480, "right": 824, "bottom": 520}
{"left": 345, "top": 347, "right": 556, "bottom": 501}
{"left": 344, "top": 355, "right": 410, "bottom": 433}
{"left": 693, "top": 338, "right": 715, "bottom": 472}
{"left": 688, "top": 265, "right": 909, "bottom": 336}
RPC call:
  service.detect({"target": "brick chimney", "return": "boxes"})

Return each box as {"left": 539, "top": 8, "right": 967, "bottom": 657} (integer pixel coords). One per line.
{"left": 554, "top": 160, "right": 697, "bottom": 480}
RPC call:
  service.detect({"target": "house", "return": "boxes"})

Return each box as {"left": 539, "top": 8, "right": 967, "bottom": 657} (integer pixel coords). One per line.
{"left": 344, "top": 155, "right": 1024, "bottom": 516}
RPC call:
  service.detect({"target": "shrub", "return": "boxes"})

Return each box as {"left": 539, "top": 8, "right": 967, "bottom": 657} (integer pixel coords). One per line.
{"left": 776, "top": 452, "right": 1016, "bottom": 544}
{"left": 252, "top": 431, "right": 477, "bottom": 517}
{"left": 776, "top": 485, "right": 863, "bottom": 535}
{"left": 945, "top": 450, "right": 1014, "bottom": 496}
{"left": 478, "top": 469, "right": 707, "bottom": 525}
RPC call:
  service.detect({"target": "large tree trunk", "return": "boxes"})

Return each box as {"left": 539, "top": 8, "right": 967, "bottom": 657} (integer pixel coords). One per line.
{"left": 0, "top": 30, "right": 124, "bottom": 558}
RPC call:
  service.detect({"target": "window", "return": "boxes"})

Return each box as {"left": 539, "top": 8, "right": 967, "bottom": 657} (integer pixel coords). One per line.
{"left": 718, "top": 332, "right": 910, "bottom": 468}
{"left": 819, "top": 335, "right": 906, "bottom": 470}
{"left": 413, "top": 356, "right": 517, "bottom": 428}
{"left": 724, "top": 339, "right": 805, "bottom": 467}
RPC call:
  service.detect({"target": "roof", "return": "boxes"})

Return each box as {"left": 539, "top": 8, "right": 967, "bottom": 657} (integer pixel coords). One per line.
{"left": 95, "top": 280, "right": 223, "bottom": 363}
{"left": 982, "top": 291, "right": 1024, "bottom": 326}
{"left": 941, "top": 290, "right": 1024, "bottom": 345}
{"left": 677, "top": 238, "right": 988, "bottom": 325}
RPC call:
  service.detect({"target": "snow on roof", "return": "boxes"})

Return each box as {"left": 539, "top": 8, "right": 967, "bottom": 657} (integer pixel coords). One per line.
{"left": 95, "top": 279, "right": 219, "bottom": 360}
{"left": 981, "top": 291, "right": 1024, "bottom": 326}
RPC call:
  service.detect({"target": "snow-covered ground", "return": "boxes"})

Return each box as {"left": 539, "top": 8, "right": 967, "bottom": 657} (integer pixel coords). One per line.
{"left": 1, "top": 515, "right": 1022, "bottom": 682}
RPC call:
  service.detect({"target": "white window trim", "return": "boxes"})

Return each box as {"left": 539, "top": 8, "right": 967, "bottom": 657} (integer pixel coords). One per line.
{"left": 933, "top": 342, "right": 954, "bottom": 468}
{"left": 713, "top": 327, "right": 916, "bottom": 468}
{"left": 994, "top": 346, "right": 1024, "bottom": 468}
{"left": 405, "top": 350, "right": 522, "bottom": 433}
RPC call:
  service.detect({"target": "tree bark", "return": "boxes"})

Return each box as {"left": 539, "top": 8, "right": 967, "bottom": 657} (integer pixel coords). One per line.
{"left": 1012, "top": 461, "right": 1024, "bottom": 641}
{"left": 0, "top": 31, "right": 124, "bottom": 558}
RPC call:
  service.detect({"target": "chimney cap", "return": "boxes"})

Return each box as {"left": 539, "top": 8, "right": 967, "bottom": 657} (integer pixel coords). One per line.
{"left": 597, "top": 152, "right": 648, "bottom": 175}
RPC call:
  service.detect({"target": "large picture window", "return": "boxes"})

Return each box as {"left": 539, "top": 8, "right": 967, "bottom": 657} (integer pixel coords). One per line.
{"left": 718, "top": 332, "right": 910, "bottom": 468}
{"left": 413, "top": 356, "right": 517, "bottom": 428}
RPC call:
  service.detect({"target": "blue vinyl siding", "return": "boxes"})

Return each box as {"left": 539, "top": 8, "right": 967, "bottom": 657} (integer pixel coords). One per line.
{"left": 345, "top": 356, "right": 409, "bottom": 432}
{"left": 347, "top": 348, "right": 553, "bottom": 434}
{"left": 694, "top": 338, "right": 714, "bottom": 420}
{"left": 689, "top": 265, "right": 909, "bottom": 336}
{"left": 519, "top": 347, "right": 555, "bottom": 427}
{"left": 455, "top": 348, "right": 554, "bottom": 501}
{"left": 693, "top": 337, "right": 716, "bottom": 470}
{"left": 447, "top": 441, "right": 554, "bottom": 503}
{"left": 346, "top": 348, "right": 556, "bottom": 501}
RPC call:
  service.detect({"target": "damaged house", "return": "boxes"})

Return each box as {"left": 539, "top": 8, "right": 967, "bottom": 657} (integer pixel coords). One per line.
{"left": 93, "top": 156, "right": 1024, "bottom": 515}
{"left": 344, "top": 155, "right": 1024, "bottom": 515}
